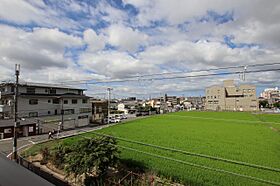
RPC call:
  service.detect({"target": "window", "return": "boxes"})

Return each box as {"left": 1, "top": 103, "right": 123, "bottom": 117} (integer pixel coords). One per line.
{"left": 64, "top": 100, "right": 68, "bottom": 104}
{"left": 78, "top": 115, "right": 88, "bottom": 119}
{"left": 50, "top": 89, "right": 56, "bottom": 94}
{"left": 4, "top": 128, "right": 12, "bottom": 133}
{"left": 26, "top": 87, "right": 35, "bottom": 94}
{"left": 28, "top": 126, "right": 34, "bottom": 132}
{"left": 29, "top": 99, "right": 38, "bottom": 105}
{"left": 80, "top": 108, "right": 91, "bottom": 113}
{"left": 29, "top": 112, "right": 38, "bottom": 117}
{"left": 48, "top": 100, "right": 51, "bottom": 103}
{"left": 11, "top": 86, "right": 15, "bottom": 93}
{"left": 53, "top": 98, "right": 60, "bottom": 104}
{"left": 82, "top": 99, "right": 88, "bottom": 104}
{"left": 99, "top": 106, "right": 102, "bottom": 112}
{"left": 72, "top": 99, "right": 78, "bottom": 104}
{"left": 64, "top": 109, "right": 75, "bottom": 115}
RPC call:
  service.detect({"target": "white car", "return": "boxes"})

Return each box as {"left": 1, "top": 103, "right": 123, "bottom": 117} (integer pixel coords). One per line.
{"left": 114, "top": 116, "right": 121, "bottom": 123}
{"left": 121, "top": 114, "right": 127, "bottom": 119}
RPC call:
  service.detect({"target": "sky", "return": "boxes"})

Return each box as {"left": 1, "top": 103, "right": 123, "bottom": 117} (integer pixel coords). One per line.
{"left": 0, "top": 0, "right": 280, "bottom": 98}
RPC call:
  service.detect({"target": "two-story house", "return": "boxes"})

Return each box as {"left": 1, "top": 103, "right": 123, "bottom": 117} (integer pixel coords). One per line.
{"left": 0, "top": 82, "right": 91, "bottom": 138}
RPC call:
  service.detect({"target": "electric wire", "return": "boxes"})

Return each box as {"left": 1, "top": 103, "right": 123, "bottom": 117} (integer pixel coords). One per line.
{"left": 118, "top": 145, "right": 280, "bottom": 186}
{"left": 90, "top": 131, "right": 280, "bottom": 173}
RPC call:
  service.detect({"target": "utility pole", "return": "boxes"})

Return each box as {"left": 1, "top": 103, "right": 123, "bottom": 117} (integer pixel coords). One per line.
{"left": 13, "top": 64, "right": 20, "bottom": 161}
{"left": 61, "top": 97, "right": 64, "bottom": 130}
{"left": 107, "top": 88, "right": 113, "bottom": 124}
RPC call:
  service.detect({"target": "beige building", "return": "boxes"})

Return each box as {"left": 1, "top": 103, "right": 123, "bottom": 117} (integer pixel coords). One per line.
{"left": 205, "top": 80, "right": 259, "bottom": 111}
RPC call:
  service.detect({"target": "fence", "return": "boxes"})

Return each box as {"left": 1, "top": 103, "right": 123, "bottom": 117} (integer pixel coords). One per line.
{"left": 18, "top": 156, "right": 70, "bottom": 186}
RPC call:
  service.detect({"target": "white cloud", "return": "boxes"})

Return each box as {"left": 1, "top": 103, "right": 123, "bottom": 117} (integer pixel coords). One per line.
{"left": 106, "top": 24, "right": 148, "bottom": 52}
{"left": 79, "top": 50, "right": 154, "bottom": 78}
{"left": 0, "top": 0, "right": 45, "bottom": 24}
{"left": 0, "top": 25, "right": 86, "bottom": 83}
{"left": 83, "top": 29, "right": 106, "bottom": 52}
{"left": 1, "top": 0, "right": 280, "bottom": 96}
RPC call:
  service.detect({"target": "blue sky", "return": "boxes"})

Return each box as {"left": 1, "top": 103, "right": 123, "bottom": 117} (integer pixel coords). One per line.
{"left": 0, "top": 0, "right": 280, "bottom": 97}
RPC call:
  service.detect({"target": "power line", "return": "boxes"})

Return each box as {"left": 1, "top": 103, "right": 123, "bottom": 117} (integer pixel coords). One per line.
{"left": 118, "top": 145, "right": 280, "bottom": 186}
{"left": 90, "top": 131, "right": 280, "bottom": 173}
{"left": 80, "top": 134, "right": 280, "bottom": 185}
{"left": 56, "top": 62, "right": 280, "bottom": 84}
{"left": 61, "top": 67, "right": 280, "bottom": 85}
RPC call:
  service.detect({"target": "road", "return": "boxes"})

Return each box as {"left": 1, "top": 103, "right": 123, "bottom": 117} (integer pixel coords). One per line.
{"left": 0, "top": 124, "right": 111, "bottom": 157}
{"left": 0, "top": 116, "right": 145, "bottom": 157}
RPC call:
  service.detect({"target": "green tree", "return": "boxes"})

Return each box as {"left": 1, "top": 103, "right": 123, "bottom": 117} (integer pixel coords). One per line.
{"left": 259, "top": 100, "right": 269, "bottom": 108}
{"left": 273, "top": 102, "right": 280, "bottom": 108}
{"left": 64, "top": 136, "right": 119, "bottom": 185}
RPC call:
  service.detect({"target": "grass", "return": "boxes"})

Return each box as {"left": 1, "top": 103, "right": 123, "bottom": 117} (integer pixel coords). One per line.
{"left": 25, "top": 111, "right": 280, "bottom": 185}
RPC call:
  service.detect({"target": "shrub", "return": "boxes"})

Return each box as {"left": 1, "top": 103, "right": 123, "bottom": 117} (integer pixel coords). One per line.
{"left": 40, "top": 147, "right": 50, "bottom": 165}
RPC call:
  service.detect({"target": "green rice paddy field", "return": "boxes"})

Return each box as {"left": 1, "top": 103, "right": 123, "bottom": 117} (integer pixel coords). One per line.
{"left": 28, "top": 111, "right": 280, "bottom": 185}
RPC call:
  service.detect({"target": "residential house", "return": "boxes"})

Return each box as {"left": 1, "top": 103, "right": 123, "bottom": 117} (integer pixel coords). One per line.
{"left": 0, "top": 82, "right": 91, "bottom": 137}
{"left": 91, "top": 99, "right": 108, "bottom": 124}
{"left": 260, "top": 87, "right": 280, "bottom": 107}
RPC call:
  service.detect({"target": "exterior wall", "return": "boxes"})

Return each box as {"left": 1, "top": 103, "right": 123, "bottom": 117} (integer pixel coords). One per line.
{"left": 118, "top": 103, "right": 128, "bottom": 114}
{"left": 0, "top": 83, "right": 91, "bottom": 133}
{"left": 205, "top": 80, "right": 259, "bottom": 111}
{"left": 91, "top": 100, "right": 108, "bottom": 124}
{"left": 205, "top": 86, "right": 225, "bottom": 111}
{"left": 0, "top": 84, "right": 82, "bottom": 95}
{"left": 0, "top": 124, "right": 36, "bottom": 139}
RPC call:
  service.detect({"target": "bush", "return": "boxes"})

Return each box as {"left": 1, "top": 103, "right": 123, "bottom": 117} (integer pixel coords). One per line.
{"left": 40, "top": 147, "right": 50, "bottom": 165}
{"left": 64, "top": 136, "right": 119, "bottom": 184}
{"left": 50, "top": 143, "right": 70, "bottom": 169}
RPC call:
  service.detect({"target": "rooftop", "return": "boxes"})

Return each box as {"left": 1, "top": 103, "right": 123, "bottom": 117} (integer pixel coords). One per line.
{"left": 1, "top": 82, "right": 86, "bottom": 91}
{"left": 0, "top": 154, "right": 53, "bottom": 186}
{"left": 0, "top": 118, "right": 36, "bottom": 127}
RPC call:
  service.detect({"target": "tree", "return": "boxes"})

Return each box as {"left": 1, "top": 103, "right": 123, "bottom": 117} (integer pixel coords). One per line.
{"left": 259, "top": 100, "right": 269, "bottom": 108}
{"left": 64, "top": 136, "right": 119, "bottom": 185}
{"left": 273, "top": 102, "right": 280, "bottom": 108}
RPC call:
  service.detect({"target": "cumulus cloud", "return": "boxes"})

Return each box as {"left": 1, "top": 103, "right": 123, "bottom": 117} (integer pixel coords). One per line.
{"left": 0, "top": 25, "right": 83, "bottom": 70}
{"left": 1, "top": 0, "right": 280, "bottom": 96}
{"left": 0, "top": 25, "right": 90, "bottom": 85}
{"left": 106, "top": 24, "right": 148, "bottom": 52}
{"left": 79, "top": 50, "right": 155, "bottom": 78}
{"left": 83, "top": 29, "right": 106, "bottom": 52}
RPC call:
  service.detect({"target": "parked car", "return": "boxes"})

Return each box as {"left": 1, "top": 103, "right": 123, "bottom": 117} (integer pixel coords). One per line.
{"left": 114, "top": 117, "right": 121, "bottom": 123}
{"left": 104, "top": 116, "right": 121, "bottom": 123}
{"left": 120, "top": 114, "right": 127, "bottom": 119}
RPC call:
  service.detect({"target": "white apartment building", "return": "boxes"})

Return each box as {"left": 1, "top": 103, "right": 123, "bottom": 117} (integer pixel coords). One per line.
{"left": 0, "top": 83, "right": 91, "bottom": 133}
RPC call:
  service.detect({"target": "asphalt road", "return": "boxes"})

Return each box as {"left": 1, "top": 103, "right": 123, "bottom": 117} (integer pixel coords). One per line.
{"left": 0, "top": 125, "right": 110, "bottom": 157}
{"left": 0, "top": 116, "right": 144, "bottom": 157}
